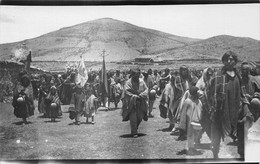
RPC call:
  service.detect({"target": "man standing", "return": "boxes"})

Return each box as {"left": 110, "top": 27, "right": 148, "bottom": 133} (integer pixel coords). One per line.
{"left": 206, "top": 51, "right": 249, "bottom": 158}
{"left": 122, "top": 68, "right": 148, "bottom": 138}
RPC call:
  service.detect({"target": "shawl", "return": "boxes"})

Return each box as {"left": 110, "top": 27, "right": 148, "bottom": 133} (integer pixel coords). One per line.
{"left": 241, "top": 75, "right": 260, "bottom": 97}
{"left": 178, "top": 97, "right": 202, "bottom": 130}
{"left": 159, "top": 82, "right": 174, "bottom": 119}
{"left": 114, "top": 83, "right": 123, "bottom": 98}
{"left": 84, "top": 94, "right": 97, "bottom": 117}
{"left": 60, "top": 76, "right": 76, "bottom": 105}
{"left": 45, "top": 91, "right": 61, "bottom": 107}
{"left": 174, "top": 90, "right": 190, "bottom": 122}
{"left": 194, "top": 68, "right": 213, "bottom": 138}
{"left": 174, "top": 73, "right": 198, "bottom": 93}
{"left": 12, "top": 82, "right": 35, "bottom": 118}
{"left": 69, "top": 92, "right": 85, "bottom": 113}
{"left": 122, "top": 78, "right": 148, "bottom": 121}
{"left": 171, "top": 73, "right": 198, "bottom": 119}
{"left": 206, "top": 68, "right": 249, "bottom": 138}
{"left": 196, "top": 68, "right": 211, "bottom": 91}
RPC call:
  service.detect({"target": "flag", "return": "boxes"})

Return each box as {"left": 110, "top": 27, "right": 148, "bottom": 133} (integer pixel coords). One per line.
{"left": 76, "top": 56, "right": 88, "bottom": 87}
{"left": 100, "top": 55, "right": 108, "bottom": 95}
{"left": 25, "top": 51, "right": 32, "bottom": 73}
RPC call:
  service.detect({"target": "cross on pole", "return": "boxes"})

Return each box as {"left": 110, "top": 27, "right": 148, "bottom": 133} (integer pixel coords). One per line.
{"left": 99, "top": 49, "right": 109, "bottom": 61}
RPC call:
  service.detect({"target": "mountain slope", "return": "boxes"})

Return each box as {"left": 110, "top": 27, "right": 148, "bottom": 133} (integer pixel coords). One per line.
{"left": 0, "top": 18, "right": 259, "bottom": 63}
{"left": 159, "top": 35, "right": 260, "bottom": 62}
{"left": 0, "top": 18, "right": 199, "bottom": 62}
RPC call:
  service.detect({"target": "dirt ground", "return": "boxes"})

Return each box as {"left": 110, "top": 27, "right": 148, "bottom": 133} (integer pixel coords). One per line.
{"left": 0, "top": 98, "right": 260, "bottom": 162}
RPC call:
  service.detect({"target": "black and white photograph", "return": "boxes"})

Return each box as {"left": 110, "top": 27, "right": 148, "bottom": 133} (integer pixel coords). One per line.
{"left": 0, "top": 3, "right": 260, "bottom": 162}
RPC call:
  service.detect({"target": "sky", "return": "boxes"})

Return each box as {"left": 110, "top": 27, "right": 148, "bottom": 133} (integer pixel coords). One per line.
{"left": 0, "top": 4, "right": 260, "bottom": 44}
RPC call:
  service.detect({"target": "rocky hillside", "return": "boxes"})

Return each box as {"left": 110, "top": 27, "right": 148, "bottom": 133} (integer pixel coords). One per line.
{"left": 0, "top": 18, "right": 199, "bottom": 62}
{"left": 0, "top": 18, "right": 259, "bottom": 63}
{"left": 156, "top": 35, "right": 260, "bottom": 62}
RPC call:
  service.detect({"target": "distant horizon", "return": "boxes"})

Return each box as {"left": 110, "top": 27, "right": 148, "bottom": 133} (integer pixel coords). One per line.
{"left": 0, "top": 4, "right": 260, "bottom": 44}
{"left": 1, "top": 17, "right": 260, "bottom": 45}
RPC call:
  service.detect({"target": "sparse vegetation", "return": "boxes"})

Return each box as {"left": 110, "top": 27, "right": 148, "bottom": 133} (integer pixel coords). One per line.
{"left": 1, "top": 18, "right": 258, "bottom": 64}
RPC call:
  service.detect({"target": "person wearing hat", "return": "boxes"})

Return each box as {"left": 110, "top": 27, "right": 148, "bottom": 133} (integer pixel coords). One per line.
{"left": 240, "top": 62, "right": 260, "bottom": 122}
{"left": 206, "top": 51, "right": 249, "bottom": 158}
{"left": 38, "top": 74, "right": 52, "bottom": 117}
{"left": 237, "top": 62, "right": 260, "bottom": 158}
{"left": 121, "top": 68, "right": 149, "bottom": 138}
{"left": 69, "top": 84, "right": 85, "bottom": 125}
{"left": 179, "top": 86, "right": 202, "bottom": 155}
{"left": 12, "top": 72, "right": 35, "bottom": 124}
{"left": 45, "top": 86, "right": 62, "bottom": 122}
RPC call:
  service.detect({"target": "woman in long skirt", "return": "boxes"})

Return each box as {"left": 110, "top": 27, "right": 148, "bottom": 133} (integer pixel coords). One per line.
{"left": 12, "top": 72, "right": 35, "bottom": 124}
{"left": 45, "top": 86, "right": 62, "bottom": 122}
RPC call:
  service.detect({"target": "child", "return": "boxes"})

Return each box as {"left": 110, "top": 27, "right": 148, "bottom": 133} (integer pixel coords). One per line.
{"left": 84, "top": 84, "right": 97, "bottom": 124}
{"left": 113, "top": 79, "right": 123, "bottom": 109}
{"left": 69, "top": 85, "right": 85, "bottom": 125}
{"left": 182, "top": 86, "right": 203, "bottom": 155}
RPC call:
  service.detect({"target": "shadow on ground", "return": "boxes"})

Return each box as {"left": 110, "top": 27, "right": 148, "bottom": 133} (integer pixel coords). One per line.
{"left": 98, "top": 107, "right": 120, "bottom": 112}
{"left": 157, "top": 127, "right": 172, "bottom": 132}
{"left": 119, "top": 133, "right": 147, "bottom": 138}
{"left": 44, "top": 120, "right": 61, "bottom": 123}
{"left": 81, "top": 122, "right": 95, "bottom": 125}
{"left": 12, "top": 121, "right": 33, "bottom": 125}
{"left": 177, "top": 149, "right": 203, "bottom": 156}
{"left": 195, "top": 143, "right": 212, "bottom": 150}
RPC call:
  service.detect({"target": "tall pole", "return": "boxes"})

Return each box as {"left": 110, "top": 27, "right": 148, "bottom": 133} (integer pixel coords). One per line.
{"left": 100, "top": 49, "right": 108, "bottom": 61}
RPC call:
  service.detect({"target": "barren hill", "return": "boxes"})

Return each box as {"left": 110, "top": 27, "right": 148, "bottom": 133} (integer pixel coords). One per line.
{"left": 157, "top": 35, "right": 260, "bottom": 62}
{"left": 0, "top": 18, "right": 199, "bottom": 62}
{"left": 0, "top": 18, "right": 259, "bottom": 63}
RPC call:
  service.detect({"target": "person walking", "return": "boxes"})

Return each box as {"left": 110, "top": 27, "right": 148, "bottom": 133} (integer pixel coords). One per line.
{"left": 170, "top": 66, "right": 198, "bottom": 139}
{"left": 45, "top": 86, "right": 62, "bottom": 122}
{"left": 121, "top": 68, "right": 148, "bottom": 138}
{"left": 206, "top": 51, "right": 249, "bottom": 158}
{"left": 69, "top": 85, "right": 85, "bottom": 125}
{"left": 182, "top": 86, "right": 203, "bottom": 155}
{"left": 12, "top": 71, "right": 35, "bottom": 124}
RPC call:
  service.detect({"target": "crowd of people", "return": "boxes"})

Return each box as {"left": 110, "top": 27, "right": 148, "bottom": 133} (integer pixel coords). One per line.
{"left": 11, "top": 50, "right": 260, "bottom": 159}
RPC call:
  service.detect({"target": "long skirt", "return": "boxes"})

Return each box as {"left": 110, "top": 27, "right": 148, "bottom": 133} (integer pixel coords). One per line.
{"left": 13, "top": 96, "right": 34, "bottom": 118}
{"left": 48, "top": 106, "right": 59, "bottom": 118}
{"left": 129, "top": 107, "right": 144, "bottom": 135}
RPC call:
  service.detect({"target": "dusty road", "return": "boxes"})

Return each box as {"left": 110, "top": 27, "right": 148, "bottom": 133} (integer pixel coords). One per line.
{"left": 0, "top": 98, "right": 259, "bottom": 162}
